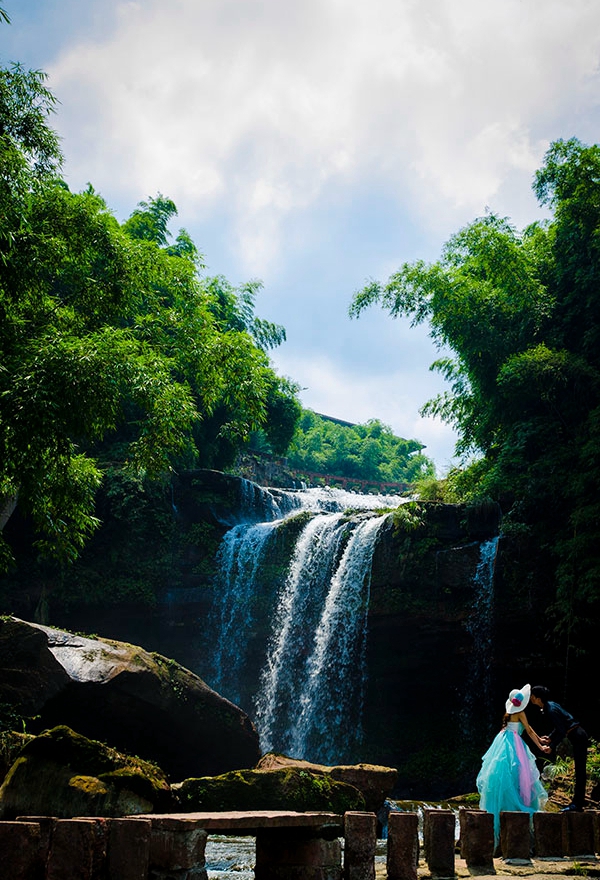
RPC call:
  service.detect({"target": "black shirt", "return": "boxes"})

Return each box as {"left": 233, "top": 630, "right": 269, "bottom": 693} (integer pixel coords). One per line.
{"left": 544, "top": 700, "right": 578, "bottom": 750}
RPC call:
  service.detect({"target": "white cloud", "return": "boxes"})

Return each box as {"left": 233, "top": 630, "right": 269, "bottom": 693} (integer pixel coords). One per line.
{"left": 270, "top": 349, "right": 460, "bottom": 475}
{"left": 31, "top": 0, "right": 600, "bottom": 470}
{"left": 48, "top": 0, "right": 600, "bottom": 273}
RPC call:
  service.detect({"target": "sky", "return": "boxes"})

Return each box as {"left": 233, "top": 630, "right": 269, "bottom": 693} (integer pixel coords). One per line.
{"left": 3, "top": 0, "right": 600, "bottom": 475}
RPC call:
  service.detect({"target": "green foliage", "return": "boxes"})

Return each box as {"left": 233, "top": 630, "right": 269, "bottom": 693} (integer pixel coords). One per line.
{"left": 392, "top": 502, "right": 425, "bottom": 534}
{"left": 350, "top": 136, "right": 600, "bottom": 660}
{"left": 201, "top": 274, "right": 286, "bottom": 351}
{"left": 122, "top": 193, "right": 180, "bottom": 248}
{"left": 0, "top": 61, "right": 301, "bottom": 568}
{"left": 587, "top": 739, "right": 600, "bottom": 785}
{"left": 52, "top": 469, "right": 179, "bottom": 607}
{"left": 542, "top": 739, "right": 600, "bottom": 808}
{"left": 285, "top": 410, "right": 434, "bottom": 484}
{"left": 0, "top": 702, "right": 38, "bottom": 734}
{"left": 0, "top": 63, "right": 60, "bottom": 193}
{"left": 413, "top": 458, "right": 492, "bottom": 504}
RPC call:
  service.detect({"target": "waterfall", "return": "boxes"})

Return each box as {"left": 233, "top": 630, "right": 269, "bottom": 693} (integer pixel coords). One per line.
{"left": 206, "top": 481, "right": 406, "bottom": 763}
{"left": 465, "top": 535, "right": 499, "bottom": 734}
{"left": 253, "top": 512, "right": 351, "bottom": 755}
{"left": 208, "top": 520, "right": 281, "bottom": 703}
{"left": 286, "top": 513, "right": 386, "bottom": 763}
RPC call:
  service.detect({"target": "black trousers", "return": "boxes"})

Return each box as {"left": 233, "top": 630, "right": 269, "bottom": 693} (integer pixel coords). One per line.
{"left": 568, "top": 725, "right": 589, "bottom": 807}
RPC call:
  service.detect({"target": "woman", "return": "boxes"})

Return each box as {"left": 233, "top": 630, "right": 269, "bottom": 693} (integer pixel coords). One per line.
{"left": 476, "top": 683, "right": 549, "bottom": 843}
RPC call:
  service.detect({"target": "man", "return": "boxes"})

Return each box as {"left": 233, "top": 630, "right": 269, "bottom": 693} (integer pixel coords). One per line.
{"left": 530, "top": 685, "right": 589, "bottom": 812}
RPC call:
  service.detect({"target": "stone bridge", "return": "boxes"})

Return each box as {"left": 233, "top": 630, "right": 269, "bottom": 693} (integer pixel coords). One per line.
{"left": 0, "top": 808, "right": 599, "bottom": 879}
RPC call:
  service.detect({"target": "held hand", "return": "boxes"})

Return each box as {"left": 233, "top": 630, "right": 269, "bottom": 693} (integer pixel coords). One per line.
{"left": 540, "top": 735, "right": 551, "bottom": 744}
{"left": 541, "top": 745, "right": 551, "bottom": 754}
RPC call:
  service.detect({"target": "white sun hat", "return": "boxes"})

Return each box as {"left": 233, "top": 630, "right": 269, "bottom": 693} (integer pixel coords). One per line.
{"left": 506, "top": 684, "right": 531, "bottom": 714}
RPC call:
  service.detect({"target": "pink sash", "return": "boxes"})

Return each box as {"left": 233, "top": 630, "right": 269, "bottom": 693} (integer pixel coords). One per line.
{"left": 513, "top": 731, "right": 534, "bottom": 805}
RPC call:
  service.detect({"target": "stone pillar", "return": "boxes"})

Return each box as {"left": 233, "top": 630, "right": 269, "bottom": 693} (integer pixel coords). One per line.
{"left": 0, "top": 821, "right": 44, "bottom": 880}
{"left": 458, "top": 809, "right": 494, "bottom": 868}
{"left": 564, "top": 812, "right": 595, "bottom": 857}
{"left": 533, "top": 812, "right": 565, "bottom": 857}
{"left": 423, "top": 809, "right": 455, "bottom": 878}
{"left": 343, "top": 811, "right": 377, "bottom": 880}
{"left": 108, "top": 817, "right": 152, "bottom": 880}
{"left": 255, "top": 829, "right": 342, "bottom": 880}
{"left": 46, "top": 818, "right": 108, "bottom": 880}
{"left": 499, "top": 812, "right": 531, "bottom": 861}
{"left": 386, "top": 811, "right": 418, "bottom": 880}
{"left": 147, "top": 817, "right": 208, "bottom": 880}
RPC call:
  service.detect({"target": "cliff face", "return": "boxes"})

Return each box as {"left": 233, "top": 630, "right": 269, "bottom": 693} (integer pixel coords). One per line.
{"left": 0, "top": 470, "right": 592, "bottom": 799}
{"left": 363, "top": 504, "right": 501, "bottom": 797}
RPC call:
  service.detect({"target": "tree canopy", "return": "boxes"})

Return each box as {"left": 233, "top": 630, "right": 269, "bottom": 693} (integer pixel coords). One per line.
{"left": 350, "top": 137, "right": 600, "bottom": 654}
{"left": 284, "top": 410, "right": 434, "bottom": 484}
{"left": 0, "top": 62, "right": 300, "bottom": 568}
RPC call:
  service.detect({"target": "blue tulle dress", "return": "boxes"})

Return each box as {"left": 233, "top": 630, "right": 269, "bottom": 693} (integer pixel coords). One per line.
{"left": 476, "top": 720, "right": 548, "bottom": 842}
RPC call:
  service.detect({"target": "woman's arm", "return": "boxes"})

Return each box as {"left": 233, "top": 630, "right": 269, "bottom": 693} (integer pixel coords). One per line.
{"left": 519, "top": 711, "right": 551, "bottom": 752}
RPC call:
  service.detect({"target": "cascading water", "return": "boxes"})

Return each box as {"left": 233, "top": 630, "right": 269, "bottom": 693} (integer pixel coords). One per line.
{"left": 206, "top": 480, "right": 407, "bottom": 764}
{"left": 253, "top": 512, "right": 351, "bottom": 754}
{"left": 285, "top": 513, "right": 386, "bottom": 763}
{"left": 209, "top": 520, "right": 281, "bottom": 704}
{"left": 465, "top": 535, "right": 499, "bottom": 735}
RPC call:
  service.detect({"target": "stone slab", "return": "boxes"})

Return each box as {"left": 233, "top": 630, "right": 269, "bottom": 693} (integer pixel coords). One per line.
{"left": 136, "top": 810, "right": 343, "bottom": 832}
{"left": 135, "top": 809, "right": 344, "bottom": 840}
{"left": 533, "top": 812, "right": 565, "bottom": 858}
{"left": 563, "top": 811, "right": 595, "bottom": 856}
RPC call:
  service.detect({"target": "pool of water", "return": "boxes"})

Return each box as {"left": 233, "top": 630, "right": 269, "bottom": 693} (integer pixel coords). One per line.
{"left": 205, "top": 836, "right": 256, "bottom": 879}
{"left": 204, "top": 836, "right": 388, "bottom": 878}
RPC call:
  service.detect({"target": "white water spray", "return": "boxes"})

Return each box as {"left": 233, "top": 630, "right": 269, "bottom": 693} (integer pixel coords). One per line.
{"left": 208, "top": 482, "right": 408, "bottom": 762}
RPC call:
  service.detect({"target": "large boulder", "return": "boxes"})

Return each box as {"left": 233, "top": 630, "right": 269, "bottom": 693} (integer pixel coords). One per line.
{"left": 0, "top": 617, "right": 260, "bottom": 780}
{"left": 256, "top": 753, "right": 397, "bottom": 813}
{"left": 0, "top": 617, "right": 70, "bottom": 715}
{"left": 173, "top": 766, "right": 366, "bottom": 814}
{"left": 0, "top": 725, "right": 171, "bottom": 819}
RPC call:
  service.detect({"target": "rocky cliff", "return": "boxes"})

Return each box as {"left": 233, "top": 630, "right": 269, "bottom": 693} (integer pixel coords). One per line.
{"left": 0, "top": 469, "right": 594, "bottom": 799}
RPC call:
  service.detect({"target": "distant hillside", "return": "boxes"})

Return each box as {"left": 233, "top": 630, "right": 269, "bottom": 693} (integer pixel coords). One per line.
{"left": 283, "top": 409, "right": 434, "bottom": 486}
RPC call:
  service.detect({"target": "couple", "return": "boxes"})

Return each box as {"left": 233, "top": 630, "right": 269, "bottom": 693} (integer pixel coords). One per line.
{"left": 476, "top": 684, "right": 589, "bottom": 842}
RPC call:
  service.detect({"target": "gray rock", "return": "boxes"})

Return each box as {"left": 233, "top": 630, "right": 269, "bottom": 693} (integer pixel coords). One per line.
{"left": 0, "top": 617, "right": 260, "bottom": 780}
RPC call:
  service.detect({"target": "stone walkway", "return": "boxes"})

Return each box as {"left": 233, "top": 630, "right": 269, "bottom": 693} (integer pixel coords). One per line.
{"left": 374, "top": 856, "right": 600, "bottom": 879}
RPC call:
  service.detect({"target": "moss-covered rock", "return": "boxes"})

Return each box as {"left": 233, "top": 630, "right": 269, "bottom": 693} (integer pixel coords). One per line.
{"left": 173, "top": 766, "right": 366, "bottom": 813}
{"left": 0, "top": 617, "right": 261, "bottom": 780}
{"left": 0, "top": 725, "right": 172, "bottom": 819}
{"left": 255, "top": 753, "right": 397, "bottom": 813}
{"left": 0, "top": 731, "right": 32, "bottom": 785}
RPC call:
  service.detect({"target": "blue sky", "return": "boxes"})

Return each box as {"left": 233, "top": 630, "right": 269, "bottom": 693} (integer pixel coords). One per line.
{"left": 3, "top": 0, "right": 600, "bottom": 474}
